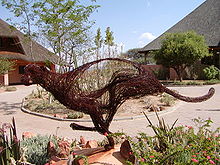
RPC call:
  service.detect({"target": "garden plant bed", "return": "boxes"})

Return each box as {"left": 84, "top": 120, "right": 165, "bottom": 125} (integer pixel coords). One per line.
{"left": 1, "top": 114, "right": 219, "bottom": 165}
{"left": 23, "top": 87, "right": 177, "bottom": 120}
{"left": 161, "top": 79, "right": 220, "bottom": 86}
{"left": 0, "top": 86, "right": 17, "bottom": 93}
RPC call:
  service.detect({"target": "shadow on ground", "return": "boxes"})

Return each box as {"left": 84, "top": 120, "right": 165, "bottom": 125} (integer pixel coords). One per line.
{"left": 0, "top": 101, "right": 21, "bottom": 115}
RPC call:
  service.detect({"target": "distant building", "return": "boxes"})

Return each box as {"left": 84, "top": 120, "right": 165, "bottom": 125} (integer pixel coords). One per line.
{"left": 0, "top": 19, "right": 61, "bottom": 85}
{"left": 139, "top": 0, "right": 220, "bottom": 69}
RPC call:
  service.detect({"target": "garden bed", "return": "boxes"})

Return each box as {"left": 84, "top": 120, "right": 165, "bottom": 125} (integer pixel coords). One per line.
{"left": 161, "top": 79, "right": 220, "bottom": 86}
{"left": 1, "top": 115, "right": 219, "bottom": 165}
{"left": 23, "top": 87, "right": 177, "bottom": 120}
{"left": 0, "top": 86, "right": 17, "bottom": 93}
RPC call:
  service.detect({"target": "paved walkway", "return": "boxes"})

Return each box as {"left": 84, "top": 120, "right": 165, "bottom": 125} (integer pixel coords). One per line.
{"left": 0, "top": 84, "right": 220, "bottom": 141}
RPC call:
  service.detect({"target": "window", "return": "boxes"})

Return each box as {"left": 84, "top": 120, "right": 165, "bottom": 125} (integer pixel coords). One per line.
{"left": 0, "top": 38, "right": 3, "bottom": 47}
{"left": 9, "top": 38, "right": 15, "bottom": 46}
{"left": 19, "top": 66, "right": 25, "bottom": 74}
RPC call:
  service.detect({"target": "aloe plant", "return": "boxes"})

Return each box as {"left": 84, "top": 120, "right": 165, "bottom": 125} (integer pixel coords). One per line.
{"left": 0, "top": 117, "right": 21, "bottom": 165}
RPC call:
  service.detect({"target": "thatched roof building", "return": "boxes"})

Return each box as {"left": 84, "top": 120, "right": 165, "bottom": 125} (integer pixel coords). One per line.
{"left": 0, "top": 19, "right": 61, "bottom": 85}
{"left": 140, "top": 0, "right": 220, "bottom": 53}
{"left": 0, "top": 18, "right": 60, "bottom": 63}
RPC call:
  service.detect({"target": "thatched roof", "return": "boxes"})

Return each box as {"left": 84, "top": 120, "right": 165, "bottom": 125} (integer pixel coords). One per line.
{"left": 140, "top": 0, "right": 220, "bottom": 53}
{"left": 0, "top": 18, "right": 61, "bottom": 64}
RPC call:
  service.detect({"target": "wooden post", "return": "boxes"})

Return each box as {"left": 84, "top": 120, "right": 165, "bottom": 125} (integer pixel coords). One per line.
{"left": 3, "top": 71, "right": 9, "bottom": 86}
{"left": 144, "top": 53, "right": 147, "bottom": 63}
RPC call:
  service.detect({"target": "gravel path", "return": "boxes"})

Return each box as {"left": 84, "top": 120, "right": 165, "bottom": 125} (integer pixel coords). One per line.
{"left": 0, "top": 84, "right": 219, "bottom": 141}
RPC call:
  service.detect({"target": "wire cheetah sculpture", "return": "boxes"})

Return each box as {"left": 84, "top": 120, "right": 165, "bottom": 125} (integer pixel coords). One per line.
{"left": 22, "top": 58, "right": 215, "bottom": 150}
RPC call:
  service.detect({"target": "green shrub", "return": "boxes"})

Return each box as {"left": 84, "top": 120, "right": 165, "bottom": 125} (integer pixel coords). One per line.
{"left": 21, "top": 135, "right": 58, "bottom": 164}
{"left": 160, "top": 93, "right": 175, "bottom": 106}
{"left": 203, "top": 79, "right": 220, "bottom": 85}
{"left": 97, "top": 132, "right": 125, "bottom": 147}
{"left": 24, "top": 90, "right": 74, "bottom": 116}
{"left": 152, "top": 68, "right": 169, "bottom": 80}
{"left": 203, "top": 65, "right": 220, "bottom": 80}
{"left": 172, "top": 81, "right": 186, "bottom": 85}
{"left": 127, "top": 114, "right": 220, "bottom": 165}
{"left": 172, "top": 81, "right": 202, "bottom": 86}
{"left": 67, "top": 112, "right": 84, "bottom": 119}
{"left": 5, "top": 86, "right": 17, "bottom": 92}
{"left": 185, "top": 81, "right": 202, "bottom": 86}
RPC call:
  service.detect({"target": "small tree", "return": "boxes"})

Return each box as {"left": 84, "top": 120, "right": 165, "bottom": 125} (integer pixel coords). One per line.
{"left": 154, "top": 31, "right": 211, "bottom": 81}
{"left": 104, "top": 27, "right": 114, "bottom": 57}
{"left": 0, "top": 58, "right": 15, "bottom": 75}
{"left": 95, "top": 27, "right": 103, "bottom": 60}
{"left": 34, "top": 0, "right": 99, "bottom": 71}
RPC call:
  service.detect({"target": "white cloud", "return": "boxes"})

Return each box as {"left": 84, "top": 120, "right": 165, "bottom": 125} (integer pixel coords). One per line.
{"left": 139, "top": 32, "right": 156, "bottom": 40}
{"left": 138, "top": 32, "right": 156, "bottom": 47}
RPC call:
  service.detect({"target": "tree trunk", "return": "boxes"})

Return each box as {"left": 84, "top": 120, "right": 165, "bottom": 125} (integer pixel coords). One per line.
{"left": 174, "top": 67, "right": 183, "bottom": 82}
{"left": 178, "top": 73, "right": 183, "bottom": 82}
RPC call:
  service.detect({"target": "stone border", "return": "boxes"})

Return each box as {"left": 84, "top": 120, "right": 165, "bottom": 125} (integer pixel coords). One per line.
{"left": 21, "top": 99, "right": 181, "bottom": 122}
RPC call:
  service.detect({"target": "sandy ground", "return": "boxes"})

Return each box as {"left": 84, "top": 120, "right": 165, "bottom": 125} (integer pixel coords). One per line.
{"left": 0, "top": 84, "right": 219, "bottom": 142}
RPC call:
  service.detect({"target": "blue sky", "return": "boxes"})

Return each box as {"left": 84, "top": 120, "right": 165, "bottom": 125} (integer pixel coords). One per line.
{"left": 0, "top": 0, "right": 206, "bottom": 52}
{"left": 90, "top": 0, "right": 206, "bottom": 51}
